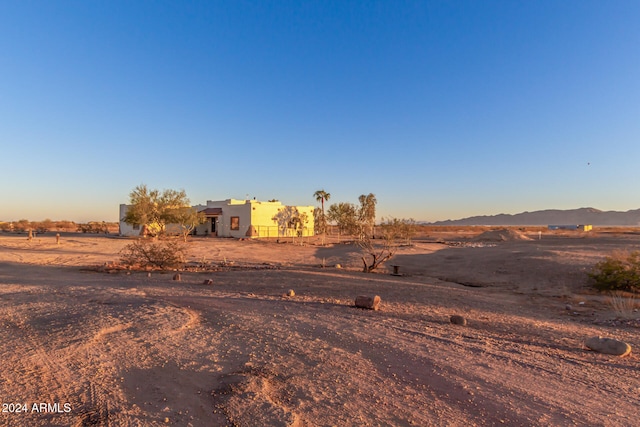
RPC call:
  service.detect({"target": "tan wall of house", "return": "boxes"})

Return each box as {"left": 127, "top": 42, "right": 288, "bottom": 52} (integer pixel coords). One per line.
{"left": 208, "top": 199, "right": 315, "bottom": 238}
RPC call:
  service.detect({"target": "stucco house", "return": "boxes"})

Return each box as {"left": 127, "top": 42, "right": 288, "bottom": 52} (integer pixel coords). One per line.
{"left": 119, "top": 198, "right": 315, "bottom": 238}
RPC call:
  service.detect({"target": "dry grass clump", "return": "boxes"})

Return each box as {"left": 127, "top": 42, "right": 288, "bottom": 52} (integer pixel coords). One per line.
{"left": 608, "top": 291, "right": 639, "bottom": 319}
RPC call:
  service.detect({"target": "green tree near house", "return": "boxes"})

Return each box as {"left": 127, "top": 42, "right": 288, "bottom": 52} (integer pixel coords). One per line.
{"left": 325, "top": 193, "right": 376, "bottom": 240}
{"left": 171, "top": 206, "right": 206, "bottom": 242}
{"left": 123, "top": 184, "right": 204, "bottom": 239}
{"left": 326, "top": 202, "right": 359, "bottom": 236}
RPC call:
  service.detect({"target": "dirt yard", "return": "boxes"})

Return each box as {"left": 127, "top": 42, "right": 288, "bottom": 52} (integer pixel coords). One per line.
{"left": 0, "top": 230, "right": 639, "bottom": 426}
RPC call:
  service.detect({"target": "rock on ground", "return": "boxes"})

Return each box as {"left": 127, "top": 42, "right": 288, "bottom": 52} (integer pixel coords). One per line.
{"left": 355, "top": 295, "right": 381, "bottom": 310}
{"left": 585, "top": 336, "right": 632, "bottom": 356}
{"left": 450, "top": 315, "right": 467, "bottom": 326}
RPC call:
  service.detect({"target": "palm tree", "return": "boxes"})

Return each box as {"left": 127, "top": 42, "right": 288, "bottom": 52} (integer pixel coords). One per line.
{"left": 313, "top": 189, "right": 331, "bottom": 240}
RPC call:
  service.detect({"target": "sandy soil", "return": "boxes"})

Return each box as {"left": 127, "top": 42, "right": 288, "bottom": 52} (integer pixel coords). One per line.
{"left": 0, "top": 231, "right": 639, "bottom": 426}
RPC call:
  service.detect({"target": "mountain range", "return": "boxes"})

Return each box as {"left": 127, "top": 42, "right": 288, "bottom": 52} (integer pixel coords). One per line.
{"left": 429, "top": 208, "right": 640, "bottom": 226}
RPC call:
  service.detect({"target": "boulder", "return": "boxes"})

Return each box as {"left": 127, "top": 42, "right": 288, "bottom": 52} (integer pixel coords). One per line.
{"left": 450, "top": 315, "right": 467, "bottom": 326}
{"left": 585, "top": 336, "right": 631, "bottom": 356}
{"left": 286, "top": 289, "right": 295, "bottom": 297}
{"left": 173, "top": 273, "right": 181, "bottom": 281}
{"left": 203, "top": 279, "right": 214, "bottom": 285}
{"left": 355, "top": 295, "right": 381, "bottom": 310}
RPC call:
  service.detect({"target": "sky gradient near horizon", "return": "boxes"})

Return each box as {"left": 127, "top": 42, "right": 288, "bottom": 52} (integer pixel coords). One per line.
{"left": 1, "top": 1, "right": 639, "bottom": 223}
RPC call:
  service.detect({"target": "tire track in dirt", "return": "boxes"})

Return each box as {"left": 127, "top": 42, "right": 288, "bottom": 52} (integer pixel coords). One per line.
{"left": 69, "top": 296, "right": 208, "bottom": 426}
{"left": 0, "top": 282, "right": 210, "bottom": 427}
{"left": 82, "top": 292, "right": 224, "bottom": 425}
{"left": 76, "top": 382, "right": 111, "bottom": 427}
{"left": 0, "top": 304, "right": 80, "bottom": 426}
{"left": 70, "top": 318, "right": 135, "bottom": 427}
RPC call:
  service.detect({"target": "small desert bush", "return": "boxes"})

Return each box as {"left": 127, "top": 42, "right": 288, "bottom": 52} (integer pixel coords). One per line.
{"left": 120, "top": 238, "right": 187, "bottom": 270}
{"left": 589, "top": 250, "right": 640, "bottom": 292}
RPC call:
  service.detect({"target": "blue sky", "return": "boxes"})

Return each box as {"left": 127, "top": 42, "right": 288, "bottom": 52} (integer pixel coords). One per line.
{"left": 1, "top": 1, "right": 638, "bottom": 222}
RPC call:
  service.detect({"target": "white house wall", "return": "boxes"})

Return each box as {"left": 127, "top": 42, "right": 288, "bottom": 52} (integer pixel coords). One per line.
{"left": 218, "top": 201, "right": 251, "bottom": 238}
{"left": 119, "top": 204, "right": 139, "bottom": 237}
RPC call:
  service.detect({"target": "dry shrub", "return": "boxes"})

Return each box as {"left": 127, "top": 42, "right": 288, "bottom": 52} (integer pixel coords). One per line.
{"left": 608, "top": 291, "right": 639, "bottom": 319}
{"left": 589, "top": 250, "right": 640, "bottom": 292}
{"left": 120, "top": 238, "right": 187, "bottom": 270}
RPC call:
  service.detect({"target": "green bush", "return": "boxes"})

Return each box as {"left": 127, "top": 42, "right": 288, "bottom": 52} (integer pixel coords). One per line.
{"left": 589, "top": 250, "right": 640, "bottom": 292}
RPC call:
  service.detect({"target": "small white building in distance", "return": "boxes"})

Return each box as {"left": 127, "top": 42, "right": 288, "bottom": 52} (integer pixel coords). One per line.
{"left": 547, "top": 224, "right": 593, "bottom": 231}
{"left": 119, "top": 198, "right": 315, "bottom": 239}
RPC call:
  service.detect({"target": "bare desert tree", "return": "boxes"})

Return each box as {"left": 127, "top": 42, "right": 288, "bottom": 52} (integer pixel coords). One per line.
{"left": 358, "top": 216, "right": 404, "bottom": 273}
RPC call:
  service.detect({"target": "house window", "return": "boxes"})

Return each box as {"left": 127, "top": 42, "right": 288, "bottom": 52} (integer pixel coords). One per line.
{"left": 133, "top": 224, "right": 140, "bottom": 230}
{"left": 230, "top": 216, "right": 240, "bottom": 230}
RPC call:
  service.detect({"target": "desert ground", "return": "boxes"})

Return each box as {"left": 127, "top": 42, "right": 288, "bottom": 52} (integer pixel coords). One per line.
{"left": 0, "top": 229, "right": 639, "bottom": 426}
